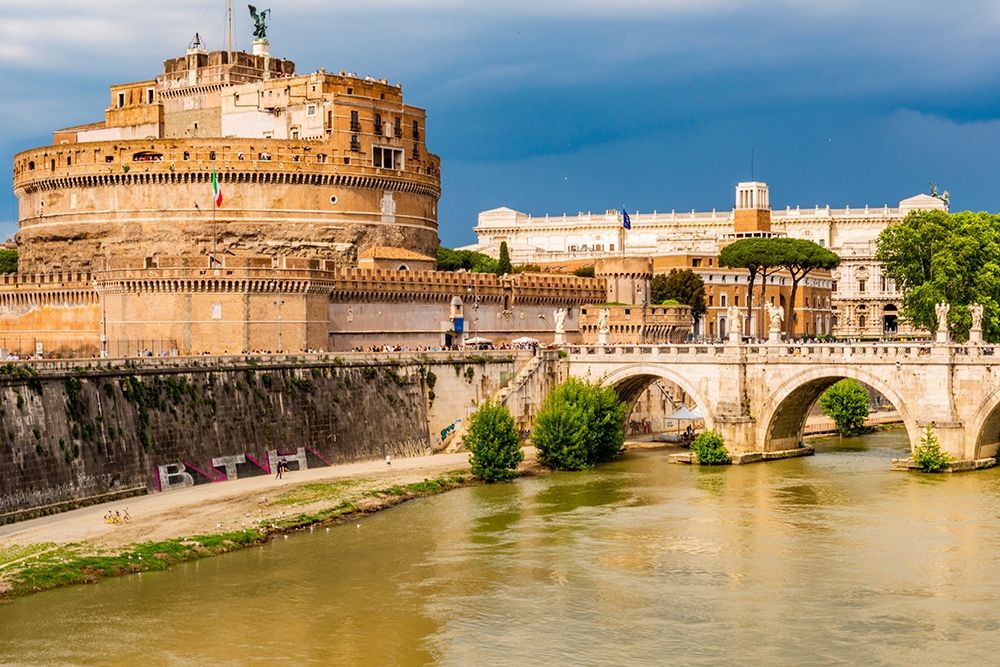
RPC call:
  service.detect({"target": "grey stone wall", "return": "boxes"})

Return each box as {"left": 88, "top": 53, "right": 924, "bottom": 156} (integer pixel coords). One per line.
{"left": 0, "top": 360, "right": 446, "bottom": 520}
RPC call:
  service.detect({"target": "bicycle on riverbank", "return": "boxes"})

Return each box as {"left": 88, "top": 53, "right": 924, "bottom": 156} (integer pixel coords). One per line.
{"left": 103, "top": 508, "right": 132, "bottom": 525}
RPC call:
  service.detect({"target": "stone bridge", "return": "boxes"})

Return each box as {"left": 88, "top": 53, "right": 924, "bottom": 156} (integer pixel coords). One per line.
{"left": 565, "top": 342, "right": 1000, "bottom": 464}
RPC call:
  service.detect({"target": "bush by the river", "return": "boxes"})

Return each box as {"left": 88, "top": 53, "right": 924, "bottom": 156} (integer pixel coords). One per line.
{"left": 532, "top": 378, "right": 626, "bottom": 470}
{"left": 819, "top": 379, "right": 871, "bottom": 436}
{"left": 690, "top": 430, "right": 731, "bottom": 465}
{"left": 466, "top": 400, "right": 524, "bottom": 482}
{"left": 912, "top": 425, "right": 951, "bottom": 473}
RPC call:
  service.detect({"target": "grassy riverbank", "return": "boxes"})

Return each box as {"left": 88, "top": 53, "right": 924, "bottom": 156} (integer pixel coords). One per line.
{"left": 0, "top": 470, "right": 472, "bottom": 600}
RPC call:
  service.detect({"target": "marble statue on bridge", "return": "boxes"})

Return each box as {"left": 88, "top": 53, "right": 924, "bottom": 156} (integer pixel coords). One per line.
{"left": 970, "top": 303, "right": 983, "bottom": 344}
{"left": 553, "top": 308, "right": 567, "bottom": 346}
{"left": 936, "top": 302, "right": 950, "bottom": 343}
{"left": 597, "top": 308, "right": 610, "bottom": 345}
{"left": 726, "top": 304, "right": 743, "bottom": 343}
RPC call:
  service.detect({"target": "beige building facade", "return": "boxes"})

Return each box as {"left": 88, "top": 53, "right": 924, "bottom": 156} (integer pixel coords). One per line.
{"left": 14, "top": 39, "right": 440, "bottom": 273}
{"left": 466, "top": 183, "right": 948, "bottom": 339}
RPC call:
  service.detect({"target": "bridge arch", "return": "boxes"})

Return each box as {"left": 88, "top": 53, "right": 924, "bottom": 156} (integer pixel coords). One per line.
{"left": 758, "top": 366, "right": 918, "bottom": 453}
{"left": 968, "top": 388, "right": 1000, "bottom": 460}
{"left": 594, "top": 363, "right": 715, "bottom": 433}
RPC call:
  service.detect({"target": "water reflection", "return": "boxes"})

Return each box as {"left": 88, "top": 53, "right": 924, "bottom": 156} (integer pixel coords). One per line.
{"left": 5, "top": 428, "right": 1000, "bottom": 664}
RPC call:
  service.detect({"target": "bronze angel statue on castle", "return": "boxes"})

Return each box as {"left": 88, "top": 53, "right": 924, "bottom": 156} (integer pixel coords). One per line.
{"left": 248, "top": 5, "right": 270, "bottom": 39}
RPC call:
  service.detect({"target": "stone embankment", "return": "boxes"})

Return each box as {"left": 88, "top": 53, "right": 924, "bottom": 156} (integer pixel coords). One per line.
{"left": 0, "top": 352, "right": 525, "bottom": 522}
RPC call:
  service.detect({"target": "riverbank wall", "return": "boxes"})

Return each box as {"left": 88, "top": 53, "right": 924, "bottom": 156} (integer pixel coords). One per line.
{"left": 0, "top": 352, "right": 522, "bottom": 523}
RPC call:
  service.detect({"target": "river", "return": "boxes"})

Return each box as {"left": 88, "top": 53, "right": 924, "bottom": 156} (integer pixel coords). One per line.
{"left": 2, "top": 428, "right": 1000, "bottom": 665}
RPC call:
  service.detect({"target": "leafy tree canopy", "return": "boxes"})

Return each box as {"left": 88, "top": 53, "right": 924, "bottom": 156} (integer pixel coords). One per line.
{"left": 690, "top": 430, "right": 731, "bottom": 465}
{"left": 819, "top": 379, "right": 870, "bottom": 437}
{"left": 497, "top": 241, "right": 513, "bottom": 276}
{"left": 532, "top": 378, "right": 627, "bottom": 470}
{"left": 0, "top": 249, "right": 16, "bottom": 274}
{"left": 876, "top": 209, "right": 1000, "bottom": 341}
{"left": 436, "top": 247, "right": 499, "bottom": 274}
{"left": 465, "top": 400, "right": 524, "bottom": 482}
{"left": 573, "top": 265, "right": 596, "bottom": 278}
{"left": 651, "top": 269, "right": 707, "bottom": 320}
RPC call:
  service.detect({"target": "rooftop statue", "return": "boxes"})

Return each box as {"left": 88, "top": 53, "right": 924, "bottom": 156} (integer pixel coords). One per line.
{"left": 248, "top": 5, "right": 270, "bottom": 39}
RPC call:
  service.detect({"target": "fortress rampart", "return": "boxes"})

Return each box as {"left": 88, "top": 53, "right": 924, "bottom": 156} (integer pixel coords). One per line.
{"left": 13, "top": 138, "right": 441, "bottom": 273}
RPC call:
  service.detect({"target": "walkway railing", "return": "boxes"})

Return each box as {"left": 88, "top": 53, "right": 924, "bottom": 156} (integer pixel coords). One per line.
{"left": 0, "top": 349, "right": 524, "bottom": 375}
{"left": 566, "top": 342, "right": 996, "bottom": 360}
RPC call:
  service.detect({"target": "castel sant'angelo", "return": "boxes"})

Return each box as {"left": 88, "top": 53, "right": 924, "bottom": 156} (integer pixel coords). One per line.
{"left": 5, "top": 20, "right": 684, "bottom": 357}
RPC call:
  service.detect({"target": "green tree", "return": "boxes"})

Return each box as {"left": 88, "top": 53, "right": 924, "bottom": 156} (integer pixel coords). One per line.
{"left": 911, "top": 425, "right": 951, "bottom": 473}
{"left": 690, "top": 430, "right": 731, "bottom": 465}
{"left": 573, "top": 265, "right": 595, "bottom": 278}
{"left": 876, "top": 209, "right": 1000, "bottom": 342}
{"left": 532, "top": 378, "right": 627, "bottom": 470}
{"left": 465, "top": 400, "right": 524, "bottom": 482}
{"left": 769, "top": 238, "right": 840, "bottom": 337}
{"left": 819, "top": 379, "right": 870, "bottom": 436}
{"left": 436, "top": 247, "right": 500, "bottom": 274}
{"left": 497, "top": 242, "right": 513, "bottom": 275}
{"left": 0, "top": 249, "right": 16, "bottom": 274}
{"left": 650, "top": 269, "right": 707, "bottom": 320}
{"left": 719, "top": 238, "right": 781, "bottom": 338}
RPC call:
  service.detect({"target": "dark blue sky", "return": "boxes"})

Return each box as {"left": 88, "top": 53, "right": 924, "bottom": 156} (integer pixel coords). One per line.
{"left": 3, "top": 1, "right": 999, "bottom": 246}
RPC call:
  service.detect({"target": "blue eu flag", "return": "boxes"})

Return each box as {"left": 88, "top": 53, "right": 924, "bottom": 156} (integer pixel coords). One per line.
{"left": 622, "top": 208, "right": 631, "bottom": 230}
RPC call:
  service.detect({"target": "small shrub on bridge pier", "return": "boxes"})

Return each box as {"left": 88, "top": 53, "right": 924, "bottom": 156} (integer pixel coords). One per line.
{"left": 532, "top": 378, "right": 626, "bottom": 470}
{"left": 691, "top": 430, "right": 731, "bottom": 465}
{"left": 466, "top": 400, "right": 524, "bottom": 482}
{"left": 819, "top": 379, "right": 870, "bottom": 437}
{"left": 912, "top": 426, "right": 951, "bottom": 473}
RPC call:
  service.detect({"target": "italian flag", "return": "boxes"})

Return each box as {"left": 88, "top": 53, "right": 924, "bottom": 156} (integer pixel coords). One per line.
{"left": 211, "top": 168, "right": 223, "bottom": 207}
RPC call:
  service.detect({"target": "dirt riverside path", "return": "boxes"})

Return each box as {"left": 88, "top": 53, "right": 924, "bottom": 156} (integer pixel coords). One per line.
{"left": 0, "top": 449, "right": 499, "bottom": 553}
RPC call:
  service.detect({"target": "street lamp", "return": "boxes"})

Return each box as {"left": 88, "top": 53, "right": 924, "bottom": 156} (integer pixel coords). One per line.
{"left": 466, "top": 285, "right": 480, "bottom": 342}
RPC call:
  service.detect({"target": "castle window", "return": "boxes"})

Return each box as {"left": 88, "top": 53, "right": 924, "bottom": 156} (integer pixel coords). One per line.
{"left": 350, "top": 135, "right": 360, "bottom": 152}
{"left": 412, "top": 143, "right": 420, "bottom": 160}
{"left": 212, "top": 303, "right": 222, "bottom": 320}
{"left": 183, "top": 151, "right": 190, "bottom": 160}
{"left": 412, "top": 120, "right": 420, "bottom": 139}
{"left": 373, "top": 113, "right": 383, "bottom": 135}
{"left": 27, "top": 161, "right": 34, "bottom": 170}
{"left": 343, "top": 156, "right": 350, "bottom": 164}
{"left": 372, "top": 146, "right": 402, "bottom": 169}
{"left": 347, "top": 87, "right": 353, "bottom": 95}
{"left": 317, "top": 153, "right": 327, "bottom": 163}
{"left": 146, "top": 88, "right": 154, "bottom": 104}
{"left": 858, "top": 280, "right": 866, "bottom": 293}
{"left": 350, "top": 110, "right": 360, "bottom": 131}
{"left": 394, "top": 116, "right": 402, "bottom": 138}
{"left": 105, "top": 155, "right": 114, "bottom": 163}
{"left": 117, "top": 92, "right": 125, "bottom": 108}
{"left": 209, "top": 151, "right": 216, "bottom": 160}
{"left": 306, "top": 104, "right": 317, "bottom": 117}
{"left": 329, "top": 195, "right": 338, "bottom": 204}
{"left": 66, "top": 157, "right": 71, "bottom": 166}
{"left": 692, "top": 258, "right": 702, "bottom": 267}
{"left": 397, "top": 264, "right": 409, "bottom": 271}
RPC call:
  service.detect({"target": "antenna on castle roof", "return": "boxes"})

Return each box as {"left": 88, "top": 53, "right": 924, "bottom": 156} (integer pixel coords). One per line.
{"left": 226, "top": 0, "right": 233, "bottom": 60}
{"left": 189, "top": 32, "right": 203, "bottom": 50}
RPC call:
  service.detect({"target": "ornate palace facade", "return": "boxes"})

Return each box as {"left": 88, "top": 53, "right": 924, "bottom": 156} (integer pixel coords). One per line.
{"left": 466, "top": 182, "right": 948, "bottom": 339}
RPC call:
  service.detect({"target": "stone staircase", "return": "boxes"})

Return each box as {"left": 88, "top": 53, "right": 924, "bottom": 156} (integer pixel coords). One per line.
{"left": 441, "top": 352, "right": 553, "bottom": 453}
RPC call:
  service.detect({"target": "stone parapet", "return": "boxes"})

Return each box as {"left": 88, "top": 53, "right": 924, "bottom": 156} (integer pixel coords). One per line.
{"left": 13, "top": 138, "right": 440, "bottom": 195}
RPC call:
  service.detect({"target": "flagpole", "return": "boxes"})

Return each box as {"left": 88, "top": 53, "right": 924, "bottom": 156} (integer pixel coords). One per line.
{"left": 212, "top": 196, "right": 217, "bottom": 258}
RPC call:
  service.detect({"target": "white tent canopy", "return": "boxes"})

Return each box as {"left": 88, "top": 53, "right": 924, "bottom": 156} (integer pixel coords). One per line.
{"left": 463, "top": 336, "right": 493, "bottom": 345}
{"left": 511, "top": 336, "right": 539, "bottom": 345}
{"left": 667, "top": 406, "right": 703, "bottom": 421}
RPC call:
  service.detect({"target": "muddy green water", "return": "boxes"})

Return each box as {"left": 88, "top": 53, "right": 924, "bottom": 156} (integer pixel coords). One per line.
{"left": 3, "top": 429, "right": 1000, "bottom": 666}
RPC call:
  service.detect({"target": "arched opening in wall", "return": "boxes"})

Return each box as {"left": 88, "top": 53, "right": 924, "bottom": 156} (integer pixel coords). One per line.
{"left": 603, "top": 368, "right": 709, "bottom": 446}
{"left": 883, "top": 305, "right": 898, "bottom": 334}
{"left": 763, "top": 371, "right": 912, "bottom": 459}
